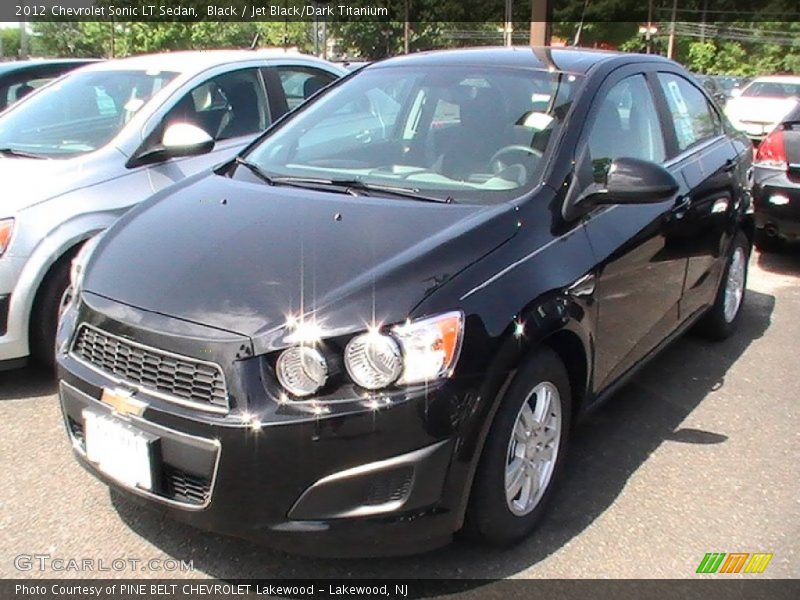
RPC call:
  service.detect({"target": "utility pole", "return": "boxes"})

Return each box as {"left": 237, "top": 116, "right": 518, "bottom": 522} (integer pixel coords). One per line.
{"left": 504, "top": 0, "right": 513, "bottom": 47}
{"left": 529, "top": 0, "right": 550, "bottom": 47}
{"left": 667, "top": 0, "right": 678, "bottom": 59}
{"left": 404, "top": 0, "right": 410, "bottom": 54}
{"left": 19, "top": 21, "right": 28, "bottom": 59}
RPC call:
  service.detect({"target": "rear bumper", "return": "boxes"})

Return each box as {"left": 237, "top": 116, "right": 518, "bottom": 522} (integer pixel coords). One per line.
{"left": 752, "top": 169, "right": 800, "bottom": 242}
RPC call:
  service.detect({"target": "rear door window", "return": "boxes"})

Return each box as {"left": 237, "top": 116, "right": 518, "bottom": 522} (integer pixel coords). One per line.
{"left": 657, "top": 73, "right": 722, "bottom": 153}
{"left": 275, "top": 66, "right": 337, "bottom": 111}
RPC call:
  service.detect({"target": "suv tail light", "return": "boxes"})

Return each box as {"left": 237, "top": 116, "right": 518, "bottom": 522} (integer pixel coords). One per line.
{"left": 754, "top": 129, "right": 787, "bottom": 171}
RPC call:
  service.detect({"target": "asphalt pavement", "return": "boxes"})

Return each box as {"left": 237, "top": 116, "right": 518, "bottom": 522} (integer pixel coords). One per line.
{"left": 1, "top": 249, "right": 798, "bottom": 580}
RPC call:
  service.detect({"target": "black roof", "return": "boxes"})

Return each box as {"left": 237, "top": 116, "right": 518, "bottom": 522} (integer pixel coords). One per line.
{"left": 370, "top": 46, "right": 674, "bottom": 75}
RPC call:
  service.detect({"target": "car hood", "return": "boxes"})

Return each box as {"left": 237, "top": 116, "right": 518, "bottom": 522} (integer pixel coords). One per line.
{"left": 725, "top": 96, "right": 798, "bottom": 126}
{"left": 0, "top": 153, "right": 109, "bottom": 214}
{"left": 84, "top": 172, "right": 520, "bottom": 352}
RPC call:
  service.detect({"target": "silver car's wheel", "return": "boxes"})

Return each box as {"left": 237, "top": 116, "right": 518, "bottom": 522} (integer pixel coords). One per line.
{"left": 504, "top": 381, "right": 562, "bottom": 516}
{"left": 723, "top": 246, "right": 746, "bottom": 323}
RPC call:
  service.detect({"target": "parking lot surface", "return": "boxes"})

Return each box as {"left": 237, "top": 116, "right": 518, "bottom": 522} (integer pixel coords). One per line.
{"left": 1, "top": 250, "right": 798, "bottom": 580}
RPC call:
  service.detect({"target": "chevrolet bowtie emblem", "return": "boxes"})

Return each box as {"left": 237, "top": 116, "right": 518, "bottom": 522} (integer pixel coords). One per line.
{"left": 100, "top": 387, "right": 146, "bottom": 417}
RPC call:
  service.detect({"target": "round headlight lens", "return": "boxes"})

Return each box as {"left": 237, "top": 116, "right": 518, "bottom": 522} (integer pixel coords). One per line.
{"left": 345, "top": 331, "right": 403, "bottom": 390}
{"left": 276, "top": 346, "right": 328, "bottom": 397}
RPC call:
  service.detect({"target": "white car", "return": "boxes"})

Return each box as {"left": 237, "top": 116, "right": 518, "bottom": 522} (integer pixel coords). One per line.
{"left": 0, "top": 50, "right": 345, "bottom": 369}
{"left": 724, "top": 75, "right": 800, "bottom": 141}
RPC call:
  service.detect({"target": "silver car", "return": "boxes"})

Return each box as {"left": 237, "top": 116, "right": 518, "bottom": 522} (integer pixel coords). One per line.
{"left": 0, "top": 50, "right": 345, "bottom": 369}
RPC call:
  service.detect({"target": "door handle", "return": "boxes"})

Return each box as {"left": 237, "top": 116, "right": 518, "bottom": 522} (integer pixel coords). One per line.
{"left": 671, "top": 195, "right": 691, "bottom": 218}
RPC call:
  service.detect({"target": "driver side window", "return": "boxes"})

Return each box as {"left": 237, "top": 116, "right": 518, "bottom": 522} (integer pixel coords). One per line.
{"left": 587, "top": 74, "right": 666, "bottom": 182}
{"left": 161, "top": 69, "right": 268, "bottom": 142}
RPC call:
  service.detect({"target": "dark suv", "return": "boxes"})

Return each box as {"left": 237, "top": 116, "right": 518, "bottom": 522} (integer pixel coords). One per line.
{"left": 56, "top": 48, "right": 754, "bottom": 557}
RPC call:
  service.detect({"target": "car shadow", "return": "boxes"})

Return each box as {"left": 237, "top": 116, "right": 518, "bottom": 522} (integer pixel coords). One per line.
{"left": 0, "top": 365, "right": 56, "bottom": 401}
{"left": 755, "top": 247, "right": 800, "bottom": 275}
{"left": 111, "top": 289, "right": 774, "bottom": 580}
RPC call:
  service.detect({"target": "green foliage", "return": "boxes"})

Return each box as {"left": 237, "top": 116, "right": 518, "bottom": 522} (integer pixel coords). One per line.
{"left": 29, "top": 21, "right": 314, "bottom": 58}
{"left": 0, "top": 27, "right": 21, "bottom": 58}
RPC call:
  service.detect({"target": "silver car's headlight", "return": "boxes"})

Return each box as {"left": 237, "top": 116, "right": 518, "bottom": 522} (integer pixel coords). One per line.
{"left": 0, "top": 218, "right": 14, "bottom": 257}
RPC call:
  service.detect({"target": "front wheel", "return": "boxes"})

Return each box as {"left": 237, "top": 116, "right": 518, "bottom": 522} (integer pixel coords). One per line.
{"left": 30, "top": 257, "right": 72, "bottom": 371}
{"left": 464, "top": 347, "right": 571, "bottom": 546}
{"left": 696, "top": 231, "right": 750, "bottom": 340}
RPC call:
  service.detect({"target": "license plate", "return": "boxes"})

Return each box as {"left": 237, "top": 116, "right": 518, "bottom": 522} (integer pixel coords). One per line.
{"left": 83, "top": 410, "right": 155, "bottom": 491}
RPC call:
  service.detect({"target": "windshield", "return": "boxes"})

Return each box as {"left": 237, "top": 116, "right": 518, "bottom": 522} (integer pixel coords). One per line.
{"left": 0, "top": 69, "right": 178, "bottom": 158}
{"left": 243, "top": 65, "right": 581, "bottom": 204}
{"left": 741, "top": 80, "right": 800, "bottom": 100}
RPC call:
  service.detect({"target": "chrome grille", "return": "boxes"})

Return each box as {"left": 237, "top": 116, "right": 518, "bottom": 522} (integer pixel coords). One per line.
{"left": 71, "top": 324, "right": 228, "bottom": 410}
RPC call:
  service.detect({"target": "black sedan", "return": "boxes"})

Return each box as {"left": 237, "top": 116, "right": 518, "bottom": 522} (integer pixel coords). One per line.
{"left": 0, "top": 59, "right": 97, "bottom": 111}
{"left": 752, "top": 103, "right": 800, "bottom": 251}
{"left": 56, "top": 47, "right": 754, "bottom": 557}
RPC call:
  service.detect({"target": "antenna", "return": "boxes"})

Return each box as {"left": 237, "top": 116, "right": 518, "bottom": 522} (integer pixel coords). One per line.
{"left": 250, "top": 33, "right": 260, "bottom": 51}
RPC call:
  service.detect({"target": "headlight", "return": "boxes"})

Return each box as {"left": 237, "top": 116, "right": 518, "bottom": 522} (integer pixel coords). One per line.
{"left": 392, "top": 311, "right": 464, "bottom": 385}
{"left": 275, "top": 311, "right": 464, "bottom": 398}
{"left": 0, "top": 218, "right": 14, "bottom": 257}
{"left": 345, "top": 330, "right": 403, "bottom": 390}
{"left": 342, "top": 311, "right": 464, "bottom": 391}
{"left": 276, "top": 346, "right": 328, "bottom": 397}
{"left": 69, "top": 234, "right": 103, "bottom": 293}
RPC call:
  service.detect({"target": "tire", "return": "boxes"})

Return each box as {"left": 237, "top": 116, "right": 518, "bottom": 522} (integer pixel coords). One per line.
{"left": 464, "top": 347, "right": 572, "bottom": 546}
{"left": 696, "top": 231, "right": 750, "bottom": 341}
{"left": 754, "top": 229, "right": 781, "bottom": 253}
{"left": 29, "top": 256, "right": 73, "bottom": 371}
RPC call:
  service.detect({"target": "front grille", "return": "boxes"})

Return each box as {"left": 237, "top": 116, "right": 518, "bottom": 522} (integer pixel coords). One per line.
{"left": 71, "top": 324, "right": 228, "bottom": 410}
{"left": 163, "top": 465, "right": 212, "bottom": 506}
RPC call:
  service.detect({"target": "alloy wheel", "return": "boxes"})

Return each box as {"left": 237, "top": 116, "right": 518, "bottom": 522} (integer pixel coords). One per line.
{"left": 723, "top": 247, "right": 746, "bottom": 323}
{"left": 504, "top": 381, "right": 562, "bottom": 516}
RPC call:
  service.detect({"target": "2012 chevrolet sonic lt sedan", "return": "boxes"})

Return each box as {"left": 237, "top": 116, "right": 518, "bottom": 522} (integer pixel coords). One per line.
{"left": 57, "top": 48, "right": 754, "bottom": 557}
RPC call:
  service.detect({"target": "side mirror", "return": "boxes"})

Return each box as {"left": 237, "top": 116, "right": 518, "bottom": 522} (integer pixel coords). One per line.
{"left": 581, "top": 157, "right": 679, "bottom": 207}
{"left": 132, "top": 123, "right": 214, "bottom": 166}
{"left": 730, "top": 88, "right": 743, "bottom": 98}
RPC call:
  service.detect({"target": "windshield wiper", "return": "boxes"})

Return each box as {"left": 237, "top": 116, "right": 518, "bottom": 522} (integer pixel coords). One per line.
{"left": 0, "top": 147, "right": 45, "bottom": 159}
{"left": 234, "top": 156, "right": 275, "bottom": 185}
{"left": 270, "top": 176, "right": 453, "bottom": 204}
{"left": 234, "top": 163, "right": 453, "bottom": 204}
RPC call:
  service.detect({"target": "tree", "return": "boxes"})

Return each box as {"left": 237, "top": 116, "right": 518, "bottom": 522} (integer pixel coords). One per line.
{"left": 1, "top": 27, "right": 21, "bottom": 59}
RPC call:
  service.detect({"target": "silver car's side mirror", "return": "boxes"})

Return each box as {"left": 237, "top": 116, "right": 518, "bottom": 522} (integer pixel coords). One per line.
{"left": 162, "top": 123, "right": 214, "bottom": 153}
{"left": 130, "top": 122, "right": 215, "bottom": 167}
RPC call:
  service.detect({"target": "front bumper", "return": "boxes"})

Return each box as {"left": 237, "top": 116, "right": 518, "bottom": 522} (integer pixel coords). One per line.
{"left": 0, "top": 255, "right": 30, "bottom": 364}
{"left": 56, "top": 295, "right": 472, "bottom": 557}
{"left": 753, "top": 169, "right": 800, "bottom": 242}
